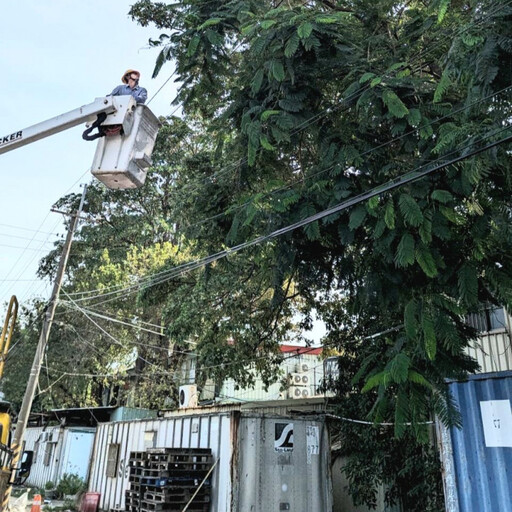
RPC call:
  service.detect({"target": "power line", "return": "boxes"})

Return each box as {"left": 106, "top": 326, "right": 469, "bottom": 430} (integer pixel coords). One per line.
{"left": 0, "top": 224, "right": 61, "bottom": 237}
{"left": 175, "top": 84, "right": 512, "bottom": 237}
{"left": 59, "top": 298, "right": 196, "bottom": 345}
{"left": 68, "top": 124, "right": 512, "bottom": 307}
{"left": 67, "top": 62, "right": 512, "bottom": 300}
{"left": 34, "top": 325, "right": 401, "bottom": 406}
{"left": 155, "top": 0, "right": 512, "bottom": 200}
{"left": 0, "top": 172, "right": 90, "bottom": 304}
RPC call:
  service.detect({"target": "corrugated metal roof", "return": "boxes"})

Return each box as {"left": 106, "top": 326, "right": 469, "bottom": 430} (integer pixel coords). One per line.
{"left": 443, "top": 371, "right": 512, "bottom": 512}
{"left": 161, "top": 397, "right": 328, "bottom": 417}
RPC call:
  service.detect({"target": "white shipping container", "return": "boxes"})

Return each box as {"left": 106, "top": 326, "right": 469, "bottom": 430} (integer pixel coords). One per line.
{"left": 23, "top": 426, "right": 62, "bottom": 488}
{"left": 88, "top": 411, "right": 332, "bottom": 511}
{"left": 22, "top": 426, "right": 96, "bottom": 488}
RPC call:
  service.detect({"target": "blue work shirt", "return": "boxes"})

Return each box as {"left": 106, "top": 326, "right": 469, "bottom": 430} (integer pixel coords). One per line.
{"left": 110, "top": 84, "right": 148, "bottom": 104}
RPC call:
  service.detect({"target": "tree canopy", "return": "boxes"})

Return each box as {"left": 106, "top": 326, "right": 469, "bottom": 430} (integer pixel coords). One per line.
{"left": 126, "top": 0, "right": 512, "bottom": 429}
{"left": 4, "top": 0, "right": 511, "bottom": 507}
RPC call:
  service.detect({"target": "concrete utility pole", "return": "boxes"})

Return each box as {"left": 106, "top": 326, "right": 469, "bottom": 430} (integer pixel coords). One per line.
{"left": 2, "top": 184, "right": 87, "bottom": 510}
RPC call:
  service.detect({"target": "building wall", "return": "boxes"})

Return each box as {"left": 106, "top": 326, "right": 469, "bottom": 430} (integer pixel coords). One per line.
{"left": 23, "top": 426, "right": 62, "bottom": 489}
{"left": 466, "top": 307, "right": 512, "bottom": 373}
{"left": 217, "top": 352, "right": 327, "bottom": 403}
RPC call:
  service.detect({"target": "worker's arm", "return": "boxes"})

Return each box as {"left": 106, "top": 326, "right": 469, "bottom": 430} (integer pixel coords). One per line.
{"left": 133, "top": 87, "right": 148, "bottom": 105}
{"left": 110, "top": 85, "right": 124, "bottom": 96}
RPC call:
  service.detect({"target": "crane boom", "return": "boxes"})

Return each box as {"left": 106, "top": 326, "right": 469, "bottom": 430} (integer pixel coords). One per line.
{"left": 0, "top": 97, "right": 118, "bottom": 155}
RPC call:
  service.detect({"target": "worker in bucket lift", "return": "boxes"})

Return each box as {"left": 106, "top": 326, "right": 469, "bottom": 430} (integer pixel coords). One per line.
{"left": 110, "top": 69, "right": 147, "bottom": 104}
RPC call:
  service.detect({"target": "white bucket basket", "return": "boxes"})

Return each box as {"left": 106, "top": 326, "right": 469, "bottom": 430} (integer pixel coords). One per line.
{"left": 91, "top": 101, "right": 160, "bottom": 189}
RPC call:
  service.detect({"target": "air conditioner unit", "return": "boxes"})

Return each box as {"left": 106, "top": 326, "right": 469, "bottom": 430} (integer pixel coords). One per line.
{"left": 288, "top": 386, "right": 304, "bottom": 399}
{"left": 296, "top": 362, "right": 309, "bottom": 373}
{"left": 288, "top": 373, "right": 306, "bottom": 386}
{"left": 288, "top": 373, "right": 310, "bottom": 386}
{"left": 301, "top": 388, "right": 310, "bottom": 398}
{"left": 179, "top": 385, "right": 198, "bottom": 409}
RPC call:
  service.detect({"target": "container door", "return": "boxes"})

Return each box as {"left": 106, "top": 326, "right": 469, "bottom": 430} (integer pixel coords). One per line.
{"left": 236, "top": 416, "right": 332, "bottom": 512}
{"left": 60, "top": 431, "right": 95, "bottom": 481}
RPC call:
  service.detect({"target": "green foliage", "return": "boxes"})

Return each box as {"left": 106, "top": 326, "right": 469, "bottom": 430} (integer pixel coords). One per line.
{"left": 399, "top": 194, "right": 424, "bottom": 227}
{"left": 13, "top": 4, "right": 512, "bottom": 508}
{"left": 382, "top": 90, "right": 409, "bottom": 118}
{"left": 56, "top": 473, "right": 86, "bottom": 497}
{"left": 395, "top": 233, "right": 415, "bottom": 267}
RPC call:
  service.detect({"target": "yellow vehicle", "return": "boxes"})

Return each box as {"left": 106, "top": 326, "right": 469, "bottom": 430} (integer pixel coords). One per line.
{"left": 0, "top": 401, "right": 12, "bottom": 468}
{"left": 0, "top": 297, "right": 17, "bottom": 503}
{"left": 0, "top": 405, "right": 9, "bottom": 446}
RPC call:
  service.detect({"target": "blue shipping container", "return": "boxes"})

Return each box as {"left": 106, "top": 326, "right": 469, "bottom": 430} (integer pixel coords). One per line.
{"left": 439, "top": 371, "right": 512, "bottom": 512}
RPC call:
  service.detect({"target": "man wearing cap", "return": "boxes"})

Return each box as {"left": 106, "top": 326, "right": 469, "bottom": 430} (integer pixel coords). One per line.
{"left": 110, "top": 69, "right": 148, "bottom": 104}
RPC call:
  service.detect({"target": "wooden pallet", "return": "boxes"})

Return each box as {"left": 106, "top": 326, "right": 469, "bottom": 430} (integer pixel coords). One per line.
{"left": 144, "top": 489, "right": 211, "bottom": 502}
{"left": 126, "top": 448, "right": 213, "bottom": 511}
{"left": 140, "top": 498, "right": 210, "bottom": 511}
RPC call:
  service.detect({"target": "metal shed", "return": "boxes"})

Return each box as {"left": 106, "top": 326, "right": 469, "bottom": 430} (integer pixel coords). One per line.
{"left": 438, "top": 371, "right": 512, "bottom": 512}
{"left": 87, "top": 410, "right": 332, "bottom": 511}
{"left": 22, "top": 426, "right": 96, "bottom": 488}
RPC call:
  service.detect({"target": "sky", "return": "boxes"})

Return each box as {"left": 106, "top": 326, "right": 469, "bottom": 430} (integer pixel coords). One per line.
{"left": 0, "top": 1, "right": 179, "bottom": 310}
{"left": 0, "top": 1, "right": 326, "bottom": 343}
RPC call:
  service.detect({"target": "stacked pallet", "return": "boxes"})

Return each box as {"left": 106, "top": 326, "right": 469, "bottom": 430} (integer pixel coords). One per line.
{"left": 125, "top": 448, "right": 213, "bottom": 512}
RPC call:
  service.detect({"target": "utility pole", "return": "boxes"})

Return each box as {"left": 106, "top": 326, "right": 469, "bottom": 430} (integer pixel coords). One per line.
{"left": 2, "top": 184, "right": 87, "bottom": 510}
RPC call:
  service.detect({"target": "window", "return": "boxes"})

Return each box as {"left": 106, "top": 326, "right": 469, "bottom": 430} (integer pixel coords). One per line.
{"left": 106, "top": 443, "right": 120, "bottom": 478}
{"left": 323, "top": 357, "right": 340, "bottom": 388}
{"left": 33, "top": 439, "right": 40, "bottom": 462}
{"left": 43, "top": 443, "right": 55, "bottom": 467}
{"left": 144, "top": 431, "right": 157, "bottom": 450}
{"left": 466, "top": 306, "right": 507, "bottom": 333}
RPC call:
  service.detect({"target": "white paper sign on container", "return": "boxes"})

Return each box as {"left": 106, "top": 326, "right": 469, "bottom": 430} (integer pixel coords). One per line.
{"left": 479, "top": 400, "right": 512, "bottom": 448}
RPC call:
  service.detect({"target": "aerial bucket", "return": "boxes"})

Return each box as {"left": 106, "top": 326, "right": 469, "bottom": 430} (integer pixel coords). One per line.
{"left": 91, "top": 100, "right": 160, "bottom": 189}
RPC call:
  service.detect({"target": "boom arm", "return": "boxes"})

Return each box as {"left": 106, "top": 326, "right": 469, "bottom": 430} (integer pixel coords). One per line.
{"left": 0, "top": 97, "right": 118, "bottom": 155}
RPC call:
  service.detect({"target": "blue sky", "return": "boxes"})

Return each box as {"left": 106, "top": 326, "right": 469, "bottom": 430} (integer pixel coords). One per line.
{"left": 0, "top": 1, "right": 178, "bottom": 308}
{"left": 0, "top": 1, "right": 326, "bottom": 343}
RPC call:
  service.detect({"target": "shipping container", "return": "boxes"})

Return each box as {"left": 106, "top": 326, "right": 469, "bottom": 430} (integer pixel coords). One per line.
{"left": 438, "top": 371, "right": 512, "bottom": 512}
{"left": 22, "top": 426, "right": 95, "bottom": 488}
{"left": 88, "top": 411, "right": 332, "bottom": 511}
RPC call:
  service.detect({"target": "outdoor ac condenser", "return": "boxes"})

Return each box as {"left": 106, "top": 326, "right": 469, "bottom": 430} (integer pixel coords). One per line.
{"left": 179, "top": 385, "right": 198, "bottom": 409}
{"left": 288, "top": 386, "right": 305, "bottom": 399}
{"left": 288, "top": 373, "right": 310, "bottom": 386}
{"left": 296, "top": 362, "right": 309, "bottom": 373}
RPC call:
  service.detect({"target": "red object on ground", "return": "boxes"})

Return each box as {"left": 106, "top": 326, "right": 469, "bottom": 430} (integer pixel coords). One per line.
{"left": 80, "top": 492, "right": 101, "bottom": 512}
{"left": 30, "top": 494, "right": 41, "bottom": 512}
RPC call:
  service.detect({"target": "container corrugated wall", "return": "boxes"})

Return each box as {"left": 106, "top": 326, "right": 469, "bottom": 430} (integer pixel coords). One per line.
{"left": 439, "top": 371, "right": 512, "bottom": 512}
{"left": 88, "top": 411, "right": 332, "bottom": 512}
{"left": 235, "top": 415, "right": 332, "bottom": 511}
{"left": 88, "top": 413, "right": 233, "bottom": 511}
{"left": 23, "top": 426, "right": 63, "bottom": 488}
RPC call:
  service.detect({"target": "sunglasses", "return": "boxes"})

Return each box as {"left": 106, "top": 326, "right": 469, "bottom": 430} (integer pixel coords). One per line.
{"left": 127, "top": 75, "right": 139, "bottom": 81}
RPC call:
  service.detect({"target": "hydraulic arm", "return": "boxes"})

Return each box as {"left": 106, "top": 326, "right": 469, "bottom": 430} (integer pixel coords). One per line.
{"left": 0, "top": 97, "right": 118, "bottom": 155}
